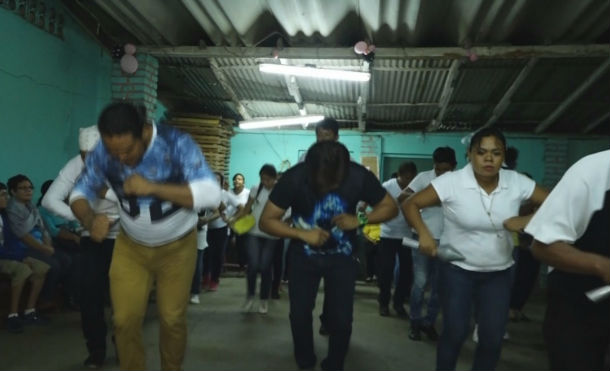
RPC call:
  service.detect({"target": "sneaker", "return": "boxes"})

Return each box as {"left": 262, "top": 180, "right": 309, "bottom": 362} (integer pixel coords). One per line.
{"left": 472, "top": 324, "right": 479, "bottom": 343}
{"left": 190, "top": 294, "right": 200, "bottom": 304}
{"left": 408, "top": 324, "right": 422, "bottom": 341}
{"left": 22, "top": 311, "right": 49, "bottom": 326}
{"left": 5, "top": 316, "right": 23, "bottom": 333}
{"left": 242, "top": 297, "right": 254, "bottom": 313}
{"left": 421, "top": 324, "right": 439, "bottom": 341}
{"left": 83, "top": 351, "right": 105, "bottom": 369}
{"left": 258, "top": 300, "right": 268, "bottom": 314}
{"left": 207, "top": 281, "right": 218, "bottom": 292}
{"left": 379, "top": 305, "right": 390, "bottom": 317}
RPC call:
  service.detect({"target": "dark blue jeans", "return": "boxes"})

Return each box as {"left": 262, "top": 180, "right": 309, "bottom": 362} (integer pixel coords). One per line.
{"left": 377, "top": 238, "right": 413, "bottom": 307}
{"left": 410, "top": 247, "right": 439, "bottom": 326}
{"left": 246, "top": 235, "right": 276, "bottom": 299}
{"left": 288, "top": 245, "right": 357, "bottom": 371}
{"left": 437, "top": 262, "right": 514, "bottom": 371}
{"left": 191, "top": 249, "right": 204, "bottom": 295}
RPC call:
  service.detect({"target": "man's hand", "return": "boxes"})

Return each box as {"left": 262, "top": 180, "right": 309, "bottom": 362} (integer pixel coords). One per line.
{"left": 123, "top": 174, "right": 154, "bottom": 196}
{"left": 90, "top": 214, "right": 111, "bottom": 243}
{"left": 42, "top": 244, "right": 55, "bottom": 256}
{"left": 418, "top": 232, "right": 437, "bottom": 257}
{"left": 298, "top": 228, "right": 330, "bottom": 247}
{"left": 331, "top": 213, "right": 359, "bottom": 231}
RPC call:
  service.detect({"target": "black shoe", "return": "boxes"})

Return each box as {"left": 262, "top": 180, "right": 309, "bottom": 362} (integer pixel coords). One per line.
{"left": 22, "top": 311, "right": 49, "bottom": 326}
{"left": 5, "top": 316, "right": 23, "bottom": 333}
{"left": 319, "top": 323, "right": 329, "bottom": 336}
{"left": 84, "top": 351, "right": 105, "bottom": 369}
{"left": 393, "top": 304, "right": 408, "bottom": 318}
{"left": 271, "top": 291, "right": 280, "bottom": 299}
{"left": 408, "top": 325, "right": 422, "bottom": 341}
{"left": 379, "top": 305, "right": 390, "bottom": 317}
{"left": 298, "top": 355, "right": 317, "bottom": 370}
{"left": 421, "top": 324, "right": 439, "bottom": 341}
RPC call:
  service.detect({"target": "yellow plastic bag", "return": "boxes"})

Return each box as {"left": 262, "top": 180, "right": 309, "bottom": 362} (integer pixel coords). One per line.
{"left": 231, "top": 214, "right": 256, "bottom": 235}
{"left": 362, "top": 224, "right": 381, "bottom": 244}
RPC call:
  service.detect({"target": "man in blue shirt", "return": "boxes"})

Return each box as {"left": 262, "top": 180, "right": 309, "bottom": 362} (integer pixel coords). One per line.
{"left": 70, "top": 102, "right": 221, "bottom": 370}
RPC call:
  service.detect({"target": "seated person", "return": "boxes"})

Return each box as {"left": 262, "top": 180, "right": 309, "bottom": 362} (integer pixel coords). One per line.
{"left": 0, "top": 182, "right": 50, "bottom": 332}
{"left": 6, "top": 174, "right": 71, "bottom": 308}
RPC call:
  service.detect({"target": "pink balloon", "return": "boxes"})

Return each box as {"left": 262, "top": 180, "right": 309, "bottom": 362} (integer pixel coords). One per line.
{"left": 124, "top": 43, "right": 136, "bottom": 55}
{"left": 354, "top": 41, "right": 368, "bottom": 55}
{"left": 469, "top": 53, "right": 478, "bottom": 62}
{"left": 120, "top": 54, "right": 138, "bottom": 74}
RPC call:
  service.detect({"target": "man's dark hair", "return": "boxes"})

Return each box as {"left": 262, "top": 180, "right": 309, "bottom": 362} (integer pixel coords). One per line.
{"left": 433, "top": 146, "right": 457, "bottom": 166}
{"left": 468, "top": 127, "right": 506, "bottom": 152}
{"left": 305, "top": 141, "right": 350, "bottom": 195}
{"left": 398, "top": 162, "right": 417, "bottom": 177}
{"left": 314, "top": 118, "right": 339, "bottom": 137}
{"left": 7, "top": 174, "right": 31, "bottom": 194}
{"left": 505, "top": 146, "right": 519, "bottom": 170}
{"left": 98, "top": 102, "right": 147, "bottom": 138}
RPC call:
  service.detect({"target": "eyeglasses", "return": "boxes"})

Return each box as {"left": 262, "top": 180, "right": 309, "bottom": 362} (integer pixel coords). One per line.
{"left": 17, "top": 186, "right": 34, "bottom": 191}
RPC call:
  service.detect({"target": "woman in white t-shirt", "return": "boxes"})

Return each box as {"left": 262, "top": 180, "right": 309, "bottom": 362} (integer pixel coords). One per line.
{"left": 403, "top": 128, "right": 548, "bottom": 371}
{"left": 231, "top": 164, "right": 278, "bottom": 315}
{"left": 229, "top": 173, "right": 250, "bottom": 272}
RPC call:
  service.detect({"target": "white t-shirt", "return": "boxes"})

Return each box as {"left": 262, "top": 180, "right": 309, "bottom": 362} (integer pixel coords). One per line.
{"left": 225, "top": 188, "right": 250, "bottom": 218}
{"left": 248, "top": 185, "right": 278, "bottom": 240}
{"left": 407, "top": 169, "right": 444, "bottom": 239}
{"left": 380, "top": 178, "right": 412, "bottom": 239}
{"left": 432, "top": 163, "right": 535, "bottom": 271}
{"left": 209, "top": 190, "right": 241, "bottom": 229}
{"left": 525, "top": 150, "right": 610, "bottom": 246}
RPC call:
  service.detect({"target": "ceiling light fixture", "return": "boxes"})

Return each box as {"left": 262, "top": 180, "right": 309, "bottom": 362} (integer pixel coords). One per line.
{"left": 239, "top": 115, "right": 325, "bottom": 130}
{"left": 259, "top": 63, "right": 370, "bottom": 82}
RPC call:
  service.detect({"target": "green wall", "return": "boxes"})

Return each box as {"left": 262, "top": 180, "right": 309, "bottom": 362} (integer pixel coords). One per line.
{"left": 0, "top": 7, "right": 112, "bottom": 197}
{"left": 229, "top": 129, "right": 609, "bottom": 187}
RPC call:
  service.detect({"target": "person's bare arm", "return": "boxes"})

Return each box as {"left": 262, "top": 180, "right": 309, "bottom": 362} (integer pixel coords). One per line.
{"left": 402, "top": 185, "right": 441, "bottom": 256}
{"left": 71, "top": 198, "right": 110, "bottom": 242}
{"left": 532, "top": 240, "right": 610, "bottom": 284}
{"left": 503, "top": 185, "right": 549, "bottom": 232}
{"left": 397, "top": 187, "right": 415, "bottom": 204}
{"left": 20, "top": 234, "right": 54, "bottom": 256}
{"left": 332, "top": 193, "right": 398, "bottom": 231}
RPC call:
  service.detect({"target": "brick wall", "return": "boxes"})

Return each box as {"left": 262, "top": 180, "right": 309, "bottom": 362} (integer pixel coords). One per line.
{"left": 111, "top": 54, "right": 159, "bottom": 120}
{"left": 542, "top": 139, "right": 568, "bottom": 188}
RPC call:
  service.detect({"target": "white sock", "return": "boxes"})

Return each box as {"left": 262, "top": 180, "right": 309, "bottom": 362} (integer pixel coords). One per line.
{"left": 24, "top": 308, "right": 36, "bottom": 315}
{"left": 8, "top": 313, "right": 18, "bottom": 318}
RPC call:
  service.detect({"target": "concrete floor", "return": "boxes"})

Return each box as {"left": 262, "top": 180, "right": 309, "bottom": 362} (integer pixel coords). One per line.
{"left": 0, "top": 276, "right": 549, "bottom": 371}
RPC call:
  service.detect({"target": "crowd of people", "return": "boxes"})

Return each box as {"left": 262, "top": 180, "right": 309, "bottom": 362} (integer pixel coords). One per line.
{"left": 1, "top": 101, "right": 608, "bottom": 371}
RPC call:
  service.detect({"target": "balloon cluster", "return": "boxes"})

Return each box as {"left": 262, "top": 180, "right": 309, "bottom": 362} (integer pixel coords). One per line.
{"left": 353, "top": 41, "right": 376, "bottom": 55}
{"left": 120, "top": 43, "right": 138, "bottom": 74}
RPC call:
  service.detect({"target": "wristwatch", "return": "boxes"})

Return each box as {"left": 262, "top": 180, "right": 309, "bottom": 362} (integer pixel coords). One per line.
{"left": 357, "top": 211, "right": 368, "bottom": 227}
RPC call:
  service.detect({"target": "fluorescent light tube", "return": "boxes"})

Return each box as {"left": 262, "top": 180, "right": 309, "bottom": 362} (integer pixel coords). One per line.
{"left": 239, "top": 115, "right": 325, "bottom": 130}
{"left": 259, "top": 63, "right": 370, "bottom": 82}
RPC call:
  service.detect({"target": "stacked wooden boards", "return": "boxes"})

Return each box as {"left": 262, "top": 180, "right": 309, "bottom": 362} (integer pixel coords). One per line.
{"left": 168, "top": 113, "right": 234, "bottom": 176}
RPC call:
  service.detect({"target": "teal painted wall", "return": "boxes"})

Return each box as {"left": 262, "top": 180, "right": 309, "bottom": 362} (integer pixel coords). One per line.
{"left": 229, "top": 130, "right": 609, "bottom": 187}
{"left": 0, "top": 8, "right": 112, "bottom": 198}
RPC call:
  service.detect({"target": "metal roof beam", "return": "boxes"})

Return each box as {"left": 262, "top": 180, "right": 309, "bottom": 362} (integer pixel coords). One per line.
{"left": 582, "top": 111, "right": 610, "bottom": 133}
{"left": 483, "top": 58, "right": 538, "bottom": 128}
{"left": 357, "top": 61, "right": 371, "bottom": 132}
{"left": 208, "top": 59, "right": 251, "bottom": 120}
{"left": 427, "top": 59, "right": 463, "bottom": 131}
{"left": 138, "top": 44, "right": 609, "bottom": 60}
{"left": 535, "top": 58, "right": 610, "bottom": 133}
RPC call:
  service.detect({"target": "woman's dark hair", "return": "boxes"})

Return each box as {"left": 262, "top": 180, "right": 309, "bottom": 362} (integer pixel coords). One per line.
{"left": 214, "top": 172, "right": 224, "bottom": 187}
{"left": 232, "top": 173, "right": 245, "bottom": 182}
{"left": 37, "top": 180, "right": 54, "bottom": 207}
{"left": 398, "top": 161, "right": 417, "bottom": 177}
{"left": 259, "top": 164, "right": 277, "bottom": 178}
{"left": 7, "top": 174, "right": 32, "bottom": 195}
{"left": 468, "top": 127, "right": 506, "bottom": 152}
{"left": 433, "top": 146, "right": 457, "bottom": 166}
{"left": 98, "top": 101, "right": 146, "bottom": 138}
{"left": 305, "top": 141, "right": 350, "bottom": 195}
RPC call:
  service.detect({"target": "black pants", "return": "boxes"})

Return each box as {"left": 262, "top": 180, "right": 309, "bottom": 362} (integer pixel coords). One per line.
{"left": 79, "top": 237, "right": 114, "bottom": 355}
{"left": 376, "top": 238, "right": 413, "bottom": 307}
{"left": 272, "top": 238, "right": 284, "bottom": 294}
{"left": 205, "top": 226, "right": 228, "bottom": 282}
{"left": 509, "top": 247, "right": 540, "bottom": 310}
{"left": 364, "top": 239, "right": 378, "bottom": 278}
{"left": 543, "top": 289, "right": 610, "bottom": 371}
{"left": 235, "top": 233, "right": 248, "bottom": 269}
{"left": 289, "top": 245, "right": 356, "bottom": 371}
